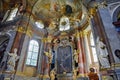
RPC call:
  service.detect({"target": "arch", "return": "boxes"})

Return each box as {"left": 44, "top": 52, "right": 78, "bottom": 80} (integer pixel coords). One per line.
{"left": 112, "top": 5, "right": 120, "bottom": 22}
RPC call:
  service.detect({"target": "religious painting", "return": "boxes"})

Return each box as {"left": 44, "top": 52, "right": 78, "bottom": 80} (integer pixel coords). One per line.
{"left": 56, "top": 46, "right": 72, "bottom": 74}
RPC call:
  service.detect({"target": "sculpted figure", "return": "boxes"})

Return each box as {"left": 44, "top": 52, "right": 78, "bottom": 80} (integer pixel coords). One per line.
{"left": 73, "top": 50, "right": 78, "bottom": 63}
{"left": 96, "top": 37, "right": 110, "bottom": 68}
{"left": 88, "top": 68, "right": 99, "bottom": 80}
{"left": 44, "top": 50, "right": 53, "bottom": 64}
{"left": 50, "top": 69, "right": 56, "bottom": 80}
{"left": 6, "top": 48, "right": 19, "bottom": 72}
{"left": 72, "top": 68, "right": 78, "bottom": 80}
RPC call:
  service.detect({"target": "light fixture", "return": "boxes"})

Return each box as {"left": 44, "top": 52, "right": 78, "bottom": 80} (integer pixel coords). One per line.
{"left": 35, "top": 21, "right": 44, "bottom": 29}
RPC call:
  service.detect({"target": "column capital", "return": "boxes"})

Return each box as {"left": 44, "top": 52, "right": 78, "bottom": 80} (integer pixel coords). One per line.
{"left": 83, "top": 31, "right": 88, "bottom": 36}
{"left": 47, "top": 35, "right": 53, "bottom": 43}
{"left": 41, "top": 38, "right": 47, "bottom": 43}
{"left": 77, "top": 73, "right": 85, "bottom": 77}
{"left": 89, "top": 8, "right": 97, "bottom": 16}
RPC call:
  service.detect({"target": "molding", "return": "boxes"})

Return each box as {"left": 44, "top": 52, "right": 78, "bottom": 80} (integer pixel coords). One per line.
{"left": 42, "top": 74, "right": 50, "bottom": 79}
{"left": 37, "top": 74, "right": 43, "bottom": 78}
{"left": 77, "top": 73, "right": 85, "bottom": 77}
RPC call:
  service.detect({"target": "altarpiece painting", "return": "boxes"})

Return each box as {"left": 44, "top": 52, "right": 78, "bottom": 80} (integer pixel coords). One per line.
{"left": 56, "top": 46, "right": 72, "bottom": 74}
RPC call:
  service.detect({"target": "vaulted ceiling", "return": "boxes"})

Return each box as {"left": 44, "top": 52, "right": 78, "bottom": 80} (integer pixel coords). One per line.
{"left": 0, "top": 0, "right": 119, "bottom": 38}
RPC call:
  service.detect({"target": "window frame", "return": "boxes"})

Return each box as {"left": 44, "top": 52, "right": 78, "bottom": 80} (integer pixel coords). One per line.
{"left": 26, "top": 40, "right": 39, "bottom": 66}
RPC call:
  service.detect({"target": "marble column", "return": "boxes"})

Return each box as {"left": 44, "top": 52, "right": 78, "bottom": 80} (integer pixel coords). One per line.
{"left": 43, "top": 35, "right": 52, "bottom": 79}
{"left": 16, "top": 35, "right": 29, "bottom": 72}
{"left": 82, "top": 32, "right": 90, "bottom": 75}
{"left": 76, "top": 31, "right": 84, "bottom": 77}
{"left": 83, "top": 32, "right": 91, "bottom": 68}
{"left": 42, "top": 42, "right": 50, "bottom": 79}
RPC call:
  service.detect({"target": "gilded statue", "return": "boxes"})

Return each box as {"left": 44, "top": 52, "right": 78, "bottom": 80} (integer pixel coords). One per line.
{"left": 44, "top": 50, "right": 53, "bottom": 64}
{"left": 72, "top": 68, "right": 78, "bottom": 80}
{"left": 73, "top": 50, "right": 78, "bottom": 63}
{"left": 50, "top": 69, "right": 56, "bottom": 80}
{"left": 88, "top": 68, "right": 99, "bottom": 80}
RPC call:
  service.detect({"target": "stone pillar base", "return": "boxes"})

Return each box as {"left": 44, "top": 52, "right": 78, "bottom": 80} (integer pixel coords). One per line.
{"left": 3, "top": 73, "right": 14, "bottom": 80}
{"left": 115, "top": 69, "right": 120, "bottom": 80}
{"left": 4, "top": 78, "right": 11, "bottom": 80}
{"left": 77, "top": 77, "right": 89, "bottom": 80}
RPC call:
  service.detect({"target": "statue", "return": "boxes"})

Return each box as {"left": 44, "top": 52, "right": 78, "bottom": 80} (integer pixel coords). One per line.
{"left": 73, "top": 50, "right": 78, "bottom": 63}
{"left": 88, "top": 68, "right": 99, "bottom": 80}
{"left": 6, "top": 48, "right": 19, "bottom": 72}
{"left": 96, "top": 37, "right": 110, "bottom": 68}
{"left": 44, "top": 50, "right": 53, "bottom": 64}
{"left": 50, "top": 69, "right": 56, "bottom": 80}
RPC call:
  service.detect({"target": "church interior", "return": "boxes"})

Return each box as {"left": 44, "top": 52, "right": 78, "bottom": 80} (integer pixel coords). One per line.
{"left": 0, "top": 0, "right": 120, "bottom": 80}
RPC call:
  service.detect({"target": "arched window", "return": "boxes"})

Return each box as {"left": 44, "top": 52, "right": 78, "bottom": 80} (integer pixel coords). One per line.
{"left": 26, "top": 40, "right": 39, "bottom": 66}
{"left": 90, "top": 33, "right": 98, "bottom": 62}
{"left": 7, "top": 8, "right": 18, "bottom": 21}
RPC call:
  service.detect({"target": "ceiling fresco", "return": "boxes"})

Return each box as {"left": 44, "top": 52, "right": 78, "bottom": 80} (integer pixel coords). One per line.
{"left": 0, "top": 0, "right": 119, "bottom": 37}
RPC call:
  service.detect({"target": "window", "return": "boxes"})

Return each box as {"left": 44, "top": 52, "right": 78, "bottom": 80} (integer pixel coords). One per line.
{"left": 90, "top": 33, "right": 98, "bottom": 62}
{"left": 59, "top": 16, "right": 70, "bottom": 31}
{"left": 7, "top": 8, "right": 18, "bottom": 21}
{"left": 26, "top": 40, "right": 39, "bottom": 66}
